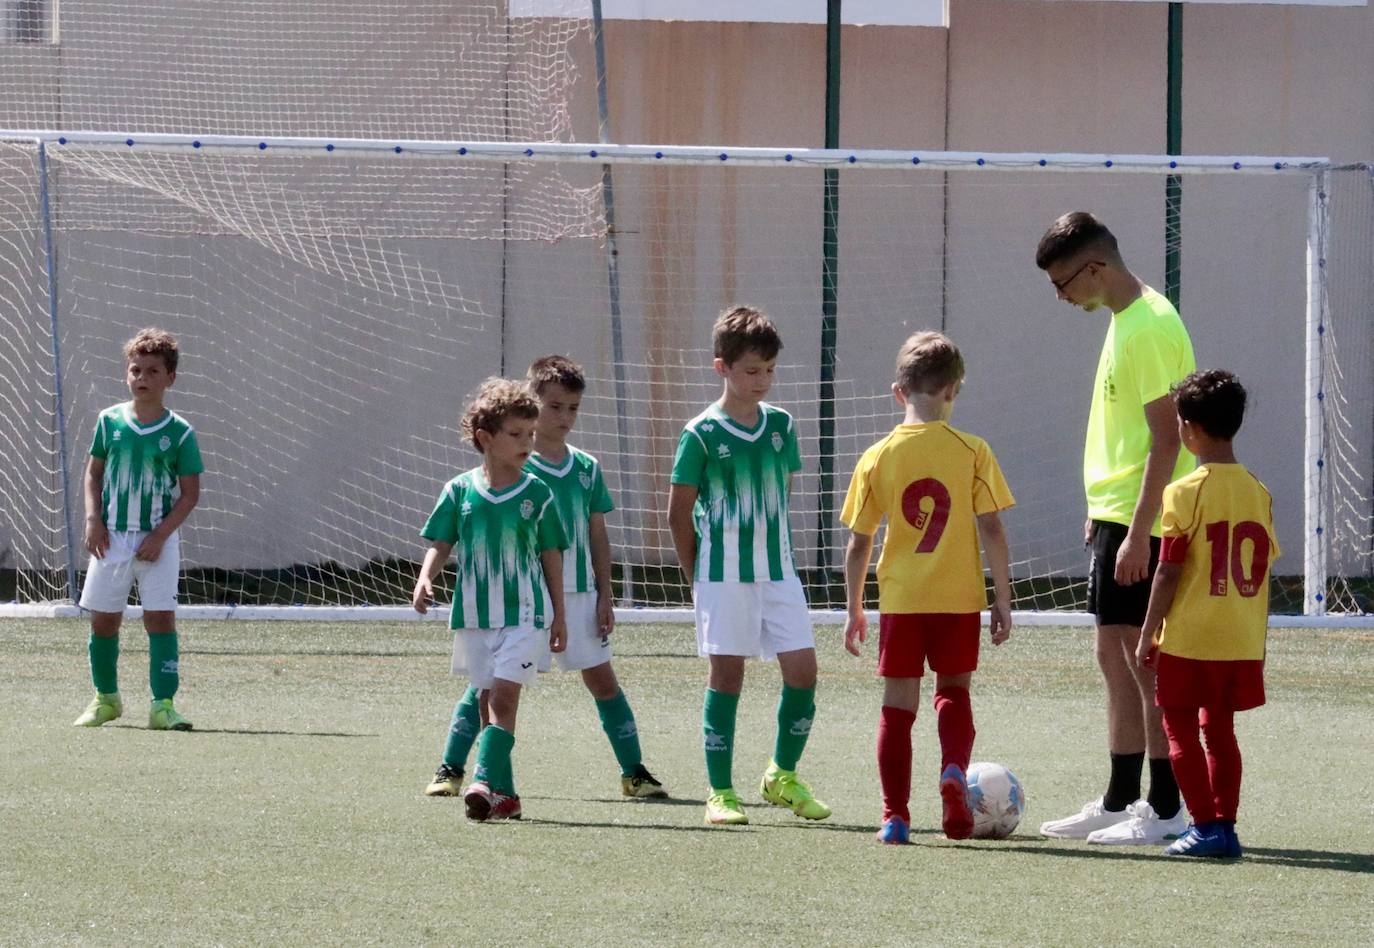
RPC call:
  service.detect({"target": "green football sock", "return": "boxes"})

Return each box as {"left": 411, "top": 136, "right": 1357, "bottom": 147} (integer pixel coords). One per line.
{"left": 474, "top": 724, "right": 516, "bottom": 797}
{"left": 773, "top": 683, "right": 816, "bottom": 772}
{"left": 88, "top": 633, "right": 119, "bottom": 694}
{"left": 596, "top": 690, "right": 643, "bottom": 777}
{"left": 703, "top": 688, "right": 740, "bottom": 791}
{"left": 442, "top": 686, "right": 482, "bottom": 770}
{"left": 147, "top": 631, "right": 179, "bottom": 701}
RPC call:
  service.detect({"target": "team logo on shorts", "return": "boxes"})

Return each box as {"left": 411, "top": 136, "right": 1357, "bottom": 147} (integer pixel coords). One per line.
{"left": 771, "top": 432, "right": 783, "bottom": 452}
{"left": 159, "top": 435, "right": 172, "bottom": 452}
{"left": 579, "top": 472, "right": 593, "bottom": 490}
{"left": 520, "top": 499, "right": 535, "bottom": 520}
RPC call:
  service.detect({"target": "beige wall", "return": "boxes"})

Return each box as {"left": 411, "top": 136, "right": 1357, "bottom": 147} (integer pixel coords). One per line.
{"left": 0, "top": 2, "right": 1368, "bottom": 587}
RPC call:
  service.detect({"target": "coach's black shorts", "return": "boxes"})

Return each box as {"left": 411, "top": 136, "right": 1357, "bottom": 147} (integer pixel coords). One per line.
{"left": 1086, "top": 520, "right": 1161, "bottom": 627}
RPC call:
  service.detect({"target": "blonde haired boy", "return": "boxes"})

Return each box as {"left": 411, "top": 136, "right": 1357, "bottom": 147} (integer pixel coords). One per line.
{"left": 841, "top": 330, "right": 1014, "bottom": 844}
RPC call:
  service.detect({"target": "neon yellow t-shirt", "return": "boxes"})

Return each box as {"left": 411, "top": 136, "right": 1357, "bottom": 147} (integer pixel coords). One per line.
{"left": 841, "top": 422, "right": 1014, "bottom": 614}
{"left": 1084, "top": 287, "right": 1196, "bottom": 532}
{"left": 1157, "top": 464, "right": 1280, "bottom": 661}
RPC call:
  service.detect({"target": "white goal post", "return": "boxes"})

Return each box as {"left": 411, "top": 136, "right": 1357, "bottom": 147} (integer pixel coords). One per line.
{"left": 0, "top": 131, "right": 1369, "bottom": 623}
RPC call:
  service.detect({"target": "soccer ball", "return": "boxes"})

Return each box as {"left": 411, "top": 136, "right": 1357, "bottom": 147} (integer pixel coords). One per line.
{"left": 966, "top": 762, "right": 1025, "bottom": 839}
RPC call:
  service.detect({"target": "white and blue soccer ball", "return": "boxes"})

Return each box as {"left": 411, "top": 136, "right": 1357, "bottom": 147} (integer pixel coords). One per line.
{"left": 966, "top": 762, "right": 1025, "bottom": 839}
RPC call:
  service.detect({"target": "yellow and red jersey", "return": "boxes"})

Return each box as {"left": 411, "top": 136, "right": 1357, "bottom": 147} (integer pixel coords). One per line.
{"left": 1158, "top": 463, "right": 1281, "bottom": 660}
{"left": 841, "top": 422, "right": 1014, "bottom": 614}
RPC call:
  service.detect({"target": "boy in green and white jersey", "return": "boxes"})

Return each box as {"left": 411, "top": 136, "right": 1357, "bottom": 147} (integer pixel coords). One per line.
{"left": 668, "top": 306, "right": 830, "bottom": 826}
{"left": 523, "top": 355, "right": 667, "bottom": 798}
{"left": 413, "top": 378, "right": 568, "bottom": 822}
{"left": 74, "top": 328, "right": 203, "bottom": 731}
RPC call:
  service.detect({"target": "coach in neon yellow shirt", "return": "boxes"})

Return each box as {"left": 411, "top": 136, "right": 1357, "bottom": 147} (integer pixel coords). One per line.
{"left": 1035, "top": 212, "right": 1196, "bottom": 847}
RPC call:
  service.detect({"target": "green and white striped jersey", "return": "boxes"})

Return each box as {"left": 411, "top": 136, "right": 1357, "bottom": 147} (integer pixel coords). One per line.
{"left": 89, "top": 403, "right": 204, "bottom": 533}
{"left": 525, "top": 446, "right": 614, "bottom": 595}
{"left": 671, "top": 401, "right": 802, "bottom": 584}
{"left": 421, "top": 467, "right": 568, "bottom": 630}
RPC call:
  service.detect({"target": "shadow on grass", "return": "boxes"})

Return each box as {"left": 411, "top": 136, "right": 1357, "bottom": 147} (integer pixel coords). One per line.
{"left": 102, "top": 724, "right": 376, "bottom": 738}
{"left": 519, "top": 816, "right": 743, "bottom": 834}
{"left": 949, "top": 839, "right": 1374, "bottom": 873}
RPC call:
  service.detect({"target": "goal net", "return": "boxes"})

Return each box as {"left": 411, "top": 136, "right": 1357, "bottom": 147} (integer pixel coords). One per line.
{"left": 0, "top": 133, "right": 1369, "bottom": 619}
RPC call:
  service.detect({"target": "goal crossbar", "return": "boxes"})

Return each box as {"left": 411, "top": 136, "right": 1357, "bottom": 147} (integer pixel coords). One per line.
{"left": 0, "top": 130, "right": 1332, "bottom": 174}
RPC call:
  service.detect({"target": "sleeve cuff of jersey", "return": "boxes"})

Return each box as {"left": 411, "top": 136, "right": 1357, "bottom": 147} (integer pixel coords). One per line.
{"left": 1160, "top": 535, "right": 1189, "bottom": 563}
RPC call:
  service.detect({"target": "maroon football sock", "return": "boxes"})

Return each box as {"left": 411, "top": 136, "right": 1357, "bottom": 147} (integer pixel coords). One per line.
{"left": 878, "top": 705, "right": 916, "bottom": 824}
{"left": 933, "top": 685, "right": 975, "bottom": 774}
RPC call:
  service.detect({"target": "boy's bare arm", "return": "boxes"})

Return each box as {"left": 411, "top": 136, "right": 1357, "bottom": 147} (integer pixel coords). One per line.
{"left": 589, "top": 511, "right": 615, "bottom": 635}
{"left": 1120, "top": 395, "right": 1181, "bottom": 585}
{"left": 1136, "top": 560, "right": 1183, "bottom": 667}
{"left": 411, "top": 541, "right": 453, "bottom": 613}
{"left": 540, "top": 547, "right": 567, "bottom": 652}
{"left": 842, "top": 531, "right": 875, "bottom": 656}
{"left": 976, "top": 510, "right": 1013, "bottom": 644}
{"left": 667, "top": 483, "right": 699, "bottom": 585}
{"left": 84, "top": 456, "right": 109, "bottom": 558}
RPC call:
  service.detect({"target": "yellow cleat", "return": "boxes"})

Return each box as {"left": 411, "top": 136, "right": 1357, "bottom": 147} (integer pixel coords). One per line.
{"left": 148, "top": 698, "right": 193, "bottom": 731}
{"left": 73, "top": 692, "right": 123, "bottom": 728}
{"left": 621, "top": 764, "right": 669, "bottom": 799}
{"left": 760, "top": 763, "right": 831, "bottom": 821}
{"left": 704, "top": 788, "right": 749, "bottom": 825}
{"left": 424, "top": 764, "right": 464, "bottom": 797}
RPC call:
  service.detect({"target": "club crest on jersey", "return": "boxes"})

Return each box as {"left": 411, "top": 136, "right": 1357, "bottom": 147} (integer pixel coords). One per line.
{"left": 579, "top": 471, "right": 593, "bottom": 490}
{"left": 717, "top": 444, "right": 731, "bottom": 459}
{"left": 771, "top": 432, "right": 783, "bottom": 452}
{"left": 159, "top": 435, "right": 172, "bottom": 452}
{"left": 112, "top": 430, "right": 122, "bottom": 441}
{"left": 700, "top": 422, "right": 715, "bottom": 433}
{"left": 461, "top": 500, "right": 473, "bottom": 515}
{"left": 520, "top": 499, "right": 535, "bottom": 520}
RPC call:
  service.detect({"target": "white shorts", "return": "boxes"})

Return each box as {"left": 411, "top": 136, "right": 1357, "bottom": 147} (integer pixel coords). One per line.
{"left": 78, "top": 530, "right": 181, "bottom": 613}
{"left": 694, "top": 575, "right": 814, "bottom": 660}
{"left": 538, "top": 591, "right": 613, "bottom": 673}
{"left": 451, "top": 624, "right": 542, "bottom": 689}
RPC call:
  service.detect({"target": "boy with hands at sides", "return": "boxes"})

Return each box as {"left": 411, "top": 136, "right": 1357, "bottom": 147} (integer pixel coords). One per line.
{"left": 75, "top": 328, "right": 203, "bottom": 732}
{"left": 841, "top": 331, "right": 1014, "bottom": 844}
{"left": 668, "top": 305, "right": 831, "bottom": 826}
{"left": 1135, "top": 371, "right": 1278, "bottom": 859}
{"left": 413, "top": 378, "right": 567, "bottom": 822}
{"left": 523, "top": 355, "right": 667, "bottom": 799}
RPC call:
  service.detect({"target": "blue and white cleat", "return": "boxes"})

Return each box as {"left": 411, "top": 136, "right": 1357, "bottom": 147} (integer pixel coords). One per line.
{"left": 1163, "top": 822, "right": 1232, "bottom": 858}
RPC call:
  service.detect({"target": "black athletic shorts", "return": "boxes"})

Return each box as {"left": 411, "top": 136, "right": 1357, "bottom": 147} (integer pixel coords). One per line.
{"left": 1086, "top": 520, "right": 1161, "bottom": 627}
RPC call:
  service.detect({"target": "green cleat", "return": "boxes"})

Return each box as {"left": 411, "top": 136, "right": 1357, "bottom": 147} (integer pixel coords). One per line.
{"left": 704, "top": 788, "right": 749, "bottom": 825}
{"left": 148, "top": 698, "right": 193, "bottom": 731}
{"left": 73, "top": 692, "right": 124, "bottom": 728}
{"left": 760, "top": 763, "right": 831, "bottom": 821}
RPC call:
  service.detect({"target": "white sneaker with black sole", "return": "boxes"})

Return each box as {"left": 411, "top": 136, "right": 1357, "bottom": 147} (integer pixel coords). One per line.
{"left": 1086, "top": 800, "right": 1189, "bottom": 845}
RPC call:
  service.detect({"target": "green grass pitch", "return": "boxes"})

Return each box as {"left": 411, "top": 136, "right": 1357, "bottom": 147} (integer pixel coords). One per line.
{"left": 3, "top": 619, "right": 1372, "bottom": 945}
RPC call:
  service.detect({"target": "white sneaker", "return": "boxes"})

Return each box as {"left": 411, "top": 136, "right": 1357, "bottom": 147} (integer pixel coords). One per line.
{"left": 1038, "top": 796, "right": 1132, "bottom": 839}
{"left": 1086, "top": 800, "right": 1189, "bottom": 845}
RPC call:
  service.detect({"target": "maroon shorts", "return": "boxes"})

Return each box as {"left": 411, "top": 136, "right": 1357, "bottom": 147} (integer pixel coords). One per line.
{"left": 1155, "top": 652, "right": 1266, "bottom": 712}
{"left": 877, "top": 612, "right": 980, "bottom": 678}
